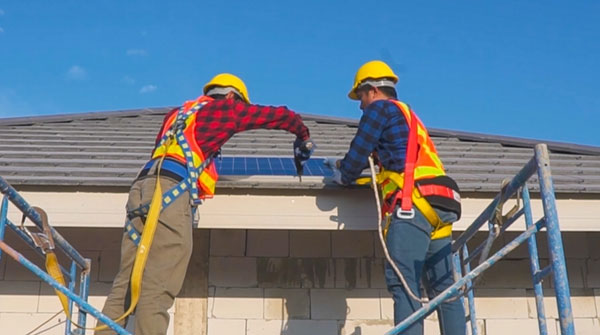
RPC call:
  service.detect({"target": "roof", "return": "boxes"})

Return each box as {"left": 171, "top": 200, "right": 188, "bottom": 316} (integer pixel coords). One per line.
{"left": 1, "top": 108, "right": 599, "bottom": 194}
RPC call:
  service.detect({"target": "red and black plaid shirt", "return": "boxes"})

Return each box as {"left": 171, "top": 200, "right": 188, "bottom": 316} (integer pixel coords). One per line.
{"left": 155, "top": 97, "right": 310, "bottom": 158}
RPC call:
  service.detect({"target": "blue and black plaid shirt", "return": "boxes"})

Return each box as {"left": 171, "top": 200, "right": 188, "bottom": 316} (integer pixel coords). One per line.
{"left": 339, "top": 99, "right": 409, "bottom": 184}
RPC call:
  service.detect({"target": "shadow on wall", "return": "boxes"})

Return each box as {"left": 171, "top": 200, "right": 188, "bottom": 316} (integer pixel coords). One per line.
{"left": 314, "top": 187, "right": 379, "bottom": 230}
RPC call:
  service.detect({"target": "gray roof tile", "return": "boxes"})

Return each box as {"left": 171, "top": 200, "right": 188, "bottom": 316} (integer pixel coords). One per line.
{"left": 1, "top": 108, "right": 599, "bottom": 194}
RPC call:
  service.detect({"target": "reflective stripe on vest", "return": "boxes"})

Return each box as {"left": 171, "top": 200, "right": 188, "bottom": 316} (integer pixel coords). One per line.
{"left": 151, "top": 96, "right": 219, "bottom": 198}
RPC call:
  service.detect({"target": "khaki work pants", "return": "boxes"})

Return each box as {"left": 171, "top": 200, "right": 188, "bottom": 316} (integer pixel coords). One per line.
{"left": 95, "top": 175, "right": 193, "bottom": 335}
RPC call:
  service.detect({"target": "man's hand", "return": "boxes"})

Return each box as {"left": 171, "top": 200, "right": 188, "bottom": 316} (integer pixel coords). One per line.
{"left": 323, "top": 158, "right": 340, "bottom": 170}
{"left": 323, "top": 158, "right": 344, "bottom": 185}
{"left": 294, "top": 138, "right": 315, "bottom": 181}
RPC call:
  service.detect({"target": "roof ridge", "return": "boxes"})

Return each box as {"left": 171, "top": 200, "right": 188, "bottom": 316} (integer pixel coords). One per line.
{"left": 1, "top": 107, "right": 599, "bottom": 156}
{"left": 0, "top": 107, "right": 175, "bottom": 126}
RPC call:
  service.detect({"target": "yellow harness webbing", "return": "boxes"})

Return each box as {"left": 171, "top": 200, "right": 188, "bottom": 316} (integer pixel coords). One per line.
{"left": 95, "top": 138, "right": 171, "bottom": 331}
{"left": 356, "top": 169, "right": 452, "bottom": 239}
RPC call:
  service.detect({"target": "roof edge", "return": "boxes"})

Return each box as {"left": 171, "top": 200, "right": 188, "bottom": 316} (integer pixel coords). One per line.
{"left": 0, "top": 107, "right": 175, "bottom": 126}
{"left": 428, "top": 127, "right": 600, "bottom": 156}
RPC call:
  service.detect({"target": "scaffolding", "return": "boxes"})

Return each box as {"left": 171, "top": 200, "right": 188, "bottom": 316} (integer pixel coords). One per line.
{"left": 0, "top": 178, "right": 131, "bottom": 334}
{"left": 386, "top": 144, "right": 574, "bottom": 334}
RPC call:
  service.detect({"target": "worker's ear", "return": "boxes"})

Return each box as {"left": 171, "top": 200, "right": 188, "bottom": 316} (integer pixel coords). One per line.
{"left": 225, "top": 91, "right": 236, "bottom": 100}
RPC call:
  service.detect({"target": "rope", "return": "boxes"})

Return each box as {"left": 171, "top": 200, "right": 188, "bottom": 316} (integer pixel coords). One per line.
{"left": 368, "top": 155, "right": 429, "bottom": 304}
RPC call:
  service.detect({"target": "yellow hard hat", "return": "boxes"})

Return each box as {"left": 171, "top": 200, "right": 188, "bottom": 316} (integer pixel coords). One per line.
{"left": 203, "top": 73, "right": 250, "bottom": 103}
{"left": 348, "top": 60, "right": 398, "bottom": 100}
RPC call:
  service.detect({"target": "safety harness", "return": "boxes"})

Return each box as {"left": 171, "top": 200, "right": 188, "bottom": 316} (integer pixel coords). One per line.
{"left": 357, "top": 101, "right": 461, "bottom": 240}
{"left": 95, "top": 99, "right": 214, "bottom": 330}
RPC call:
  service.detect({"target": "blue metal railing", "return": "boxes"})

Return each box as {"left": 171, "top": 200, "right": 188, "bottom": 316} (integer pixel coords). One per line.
{"left": 0, "top": 176, "right": 131, "bottom": 335}
{"left": 386, "top": 143, "right": 575, "bottom": 335}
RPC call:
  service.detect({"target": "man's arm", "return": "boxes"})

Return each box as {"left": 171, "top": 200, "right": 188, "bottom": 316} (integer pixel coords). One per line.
{"left": 211, "top": 99, "right": 310, "bottom": 140}
{"left": 338, "top": 101, "right": 390, "bottom": 184}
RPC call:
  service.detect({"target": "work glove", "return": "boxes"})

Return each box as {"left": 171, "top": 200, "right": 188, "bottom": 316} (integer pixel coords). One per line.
{"left": 323, "top": 158, "right": 345, "bottom": 185}
{"left": 323, "top": 157, "right": 340, "bottom": 170}
{"left": 293, "top": 138, "right": 315, "bottom": 180}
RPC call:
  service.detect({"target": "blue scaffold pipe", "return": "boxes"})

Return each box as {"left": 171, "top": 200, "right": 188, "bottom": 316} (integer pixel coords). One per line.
{"left": 453, "top": 157, "right": 537, "bottom": 252}
{"left": 0, "top": 196, "right": 8, "bottom": 260}
{"left": 523, "top": 186, "right": 548, "bottom": 335}
{"left": 386, "top": 218, "right": 545, "bottom": 335}
{"left": 0, "top": 240, "right": 131, "bottom": 335}
{"left": 4, "top": 218, "right": 71, "bottom": 278}
{"left": 534, "top": 144, "right": 575, "bottom": 335}
{"left": 65, "top": 261, "right": 77, "bottom": 335}
{"left": 77, "top": 259, "right": 92, "bottom": 333}
{"left": 0, "top": 177, "right": 88, "bottom": 270}
{"left": 463, "top": 208, "right": 525, "bottom": 265}
{"left": 462, "top": 245, "right": 478, "bottom": 335}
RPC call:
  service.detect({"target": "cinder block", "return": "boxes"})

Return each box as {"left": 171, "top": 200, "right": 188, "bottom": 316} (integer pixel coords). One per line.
{"left": 38, "top": 281, "right": 112, "bottom": 313}
{"left": 486, "top": 318, "right": 557, "bottom": 335}
{"left": 527, "top": 289, "right": 598, "bottom": 319}
{"left": 466, "top": 319, "right": 486, "bottom": 335}
{"left": 549, "top": 259, "right": 586, "bottom": 289}
{"left": 0, "top": 251, "right": 6, "bottom": 280}
{"left": 587, "top": 259, "right": 600, "bottom": 288}
{"left": 334, "top": 259, "right": 366, "bottom": 289}
{"left": 88, "top": 281, "right": 113, "bottom": 312}
{"left": 210, "top": 229, "right": 246, "bottom": 256}
{"left": 380, "top": 289, "right": 437, "bottom": 321}
{"left": 208, "top": 287, "right": 263, "bottom": 319}
{"left": 247, "top": 230, "right": 289, "bottom": 257}
{"left": 257, "top": 258, "right": 334, "bottom": 289}
{"left": 335, "top": 258, "right": 386, "bottom": 289}
{"left": 595, "top": 289, "right": 600, "bottom": 317}
{"left": 207, "top": 318, "right": 246, "bottom": 335}
{"left": 374, "top": 231, "right": 386, "bottom": 259}
{"left": 58, "top": 227, "right": 123, "bottom": 252}
{"left": 0, "top": 312, "right": 69, "bottom": 335}
{"left": 3, "top": 249, "right": 45, "bottom": 281}
{"left": 587, "top": 233, "right": 600, "bottom": 259}
{"left": 208, "top": 256, "right": 257, "bottom": 287}
{"left": 289, "top": 231, "right": 331, "bottom": 257}
{"left": 246, "top": 319, "right": 338, "bottom": 335}
{"left": 473, "top": 289, "right": 529, "bottom": 319}
{"left": 561, "top": 232, "right": 591, "bottom": 258}
{"left": 369, "top": 258, "right": 387, "bottom": 289}
{"left": 0, "top": 281, "right": 40, "bottom": 312}
{"left": 332, "top": 231, "right": 374, "bottom": 258}
{"left": 310, "top": 289, "right": 381, "bottom": 320}
{"left": 340, "top": 319, "right": 394, "bottom": 335}
{"left": 571, "top": 318, "right": 600, "bottom": 335}
{"left": 380, "top": 289, "right": 394, "bottom": 320}
{"left": 98, "top": 248, "right": 121, "bottom": 282}
{"left": 475, "top": 259, "right": 544, "bottom": 289}
{"left": 264, "top": 288, "right": 310, "bottom": 320}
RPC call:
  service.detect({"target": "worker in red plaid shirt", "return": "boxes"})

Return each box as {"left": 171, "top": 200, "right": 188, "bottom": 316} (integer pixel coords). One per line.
{"left": 96, "top": 73, "right": 314, "bottom": 335}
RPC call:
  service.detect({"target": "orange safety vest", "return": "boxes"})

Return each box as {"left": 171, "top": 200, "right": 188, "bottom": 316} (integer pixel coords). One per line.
{"left": 378, "top": 100, "right": 460, "bottom": 239}
{"left": 151, "top": 96, "right": 219, "bottom": 198}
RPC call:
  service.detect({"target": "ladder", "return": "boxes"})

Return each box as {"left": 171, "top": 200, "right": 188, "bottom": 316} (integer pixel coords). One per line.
{"left": 386, "top": 144, "right": 575, "bottom": 335}
{"left": 0, "top": 177, "right": 131, "bottom": 335}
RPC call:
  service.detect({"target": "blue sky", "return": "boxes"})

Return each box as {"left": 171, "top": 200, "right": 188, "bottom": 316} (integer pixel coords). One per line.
{"left": 0, "top": 1, "right": 598, "bottom": 146}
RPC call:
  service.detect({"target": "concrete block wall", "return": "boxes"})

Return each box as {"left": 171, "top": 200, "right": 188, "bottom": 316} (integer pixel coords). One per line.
{"left": 0, "top": 228, "right": 599, "bottom": 334}
{"left": 206, "top": 230, "right": 600, "bottom": 335}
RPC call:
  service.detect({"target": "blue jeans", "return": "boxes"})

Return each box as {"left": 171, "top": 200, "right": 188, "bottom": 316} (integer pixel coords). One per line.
{"left": 384, "top": 207, "right": 466, "bottom": 335}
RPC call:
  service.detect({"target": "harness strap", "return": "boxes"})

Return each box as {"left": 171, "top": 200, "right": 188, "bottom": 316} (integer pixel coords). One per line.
{"left": 417, "top": 184, "right": 460, "bottom": 200}
{"left": 399, "top": 105, "right": 419, "bottom": 215}
{"left": 124, "top": 177, "right": 191, "bottom": 246}
{"left": 357, "top": 170, "right": 452, "bottom": 240}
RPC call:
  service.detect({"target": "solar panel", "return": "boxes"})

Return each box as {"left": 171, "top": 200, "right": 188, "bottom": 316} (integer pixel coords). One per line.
{"left": 214, "top": 157, "right": 334, "bottom": 177}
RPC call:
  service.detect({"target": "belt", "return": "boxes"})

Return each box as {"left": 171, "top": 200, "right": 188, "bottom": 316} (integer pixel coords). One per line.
{"left": 137, "top": 158, "right": 188, "bottom": 182}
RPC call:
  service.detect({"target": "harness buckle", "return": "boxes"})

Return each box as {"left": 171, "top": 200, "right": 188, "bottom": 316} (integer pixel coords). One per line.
{"left": 395, "top": 207, "right": 415, "bottom": 219}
